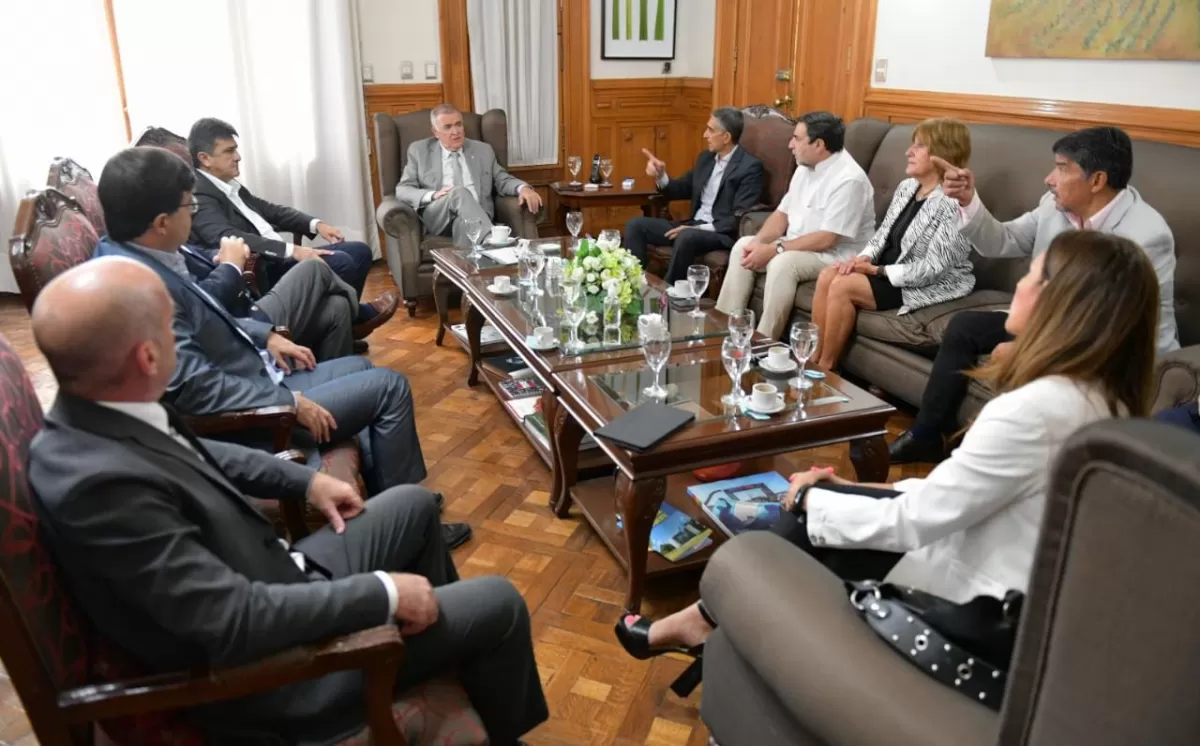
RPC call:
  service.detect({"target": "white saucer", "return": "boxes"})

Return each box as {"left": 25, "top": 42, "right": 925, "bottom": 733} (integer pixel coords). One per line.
{"left": 666, "top": 287, "right": 694, "bottom": 300}
{"left": 758, "top": 357, "right": 798, "bottom": 374}
{"left": 741, "top": 395, "right": 786, "bottom": 415}
{"left": 525, "top": 335, "right": 558, "bottom": 351}
{"left": 486, "top": 237, "right": 516, "bottom": 247}
{"left": 487, "top": 283, "right": 517, "bottom": 296}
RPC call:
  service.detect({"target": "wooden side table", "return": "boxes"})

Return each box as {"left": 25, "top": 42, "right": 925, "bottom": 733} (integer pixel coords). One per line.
{"left": 550, "top": 180, "right": 668, "bottom": 235}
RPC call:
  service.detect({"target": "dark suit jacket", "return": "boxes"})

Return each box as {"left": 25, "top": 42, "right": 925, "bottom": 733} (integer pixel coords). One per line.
{"left": 190, "top": 170, "right": 315, "bottom": 259}
{"left": 659, "top": 147, "right": 765, "bottom": 237}
{"left": 29, "top": 395, "right": 387, "bottom": 739}
{"left": 178, "top": 244, "right": 255, "bottom": 317}
{"left": 95, "top": 238, "right": 293, "bottom": 414}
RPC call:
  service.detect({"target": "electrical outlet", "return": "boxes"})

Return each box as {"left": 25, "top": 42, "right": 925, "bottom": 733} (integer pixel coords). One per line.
{"left": 361, "top": 64, "right": 374, "bottom": 83}
{"left": 874, "top": 58, "right": 888, "bottom": 83}
{"left": 425, "top": 61, "right": 438, "bottom": 80}
{"left": 400, "top": 61, "right": 413, "bottom": 80}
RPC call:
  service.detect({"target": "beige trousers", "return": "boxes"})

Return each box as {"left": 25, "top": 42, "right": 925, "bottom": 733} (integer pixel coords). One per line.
{"left": 716, "top": 236, "right": 829, "bottom": 339}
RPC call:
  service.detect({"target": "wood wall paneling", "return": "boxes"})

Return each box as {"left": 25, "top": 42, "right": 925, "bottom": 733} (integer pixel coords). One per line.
{"left": 861, "top": 88, "right": 1200, "bottom": 148}
{"left": 438, "top": 0, "right": 473, "bottom": 112}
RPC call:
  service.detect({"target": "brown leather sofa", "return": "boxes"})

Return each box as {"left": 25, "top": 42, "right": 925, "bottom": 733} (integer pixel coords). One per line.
{"left": 373, "top": 108, "right": 540, "bottom": 315}
{"left": 741, "top": 118, "right": 1200, "bottom": 424}
{"left": 699, "top": 417, "right": 1200, "bottom": 746}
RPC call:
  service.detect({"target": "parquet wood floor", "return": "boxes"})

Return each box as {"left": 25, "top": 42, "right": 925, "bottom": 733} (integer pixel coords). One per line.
{"left": 0, "top": 263, "right": 931, "bottom": 746}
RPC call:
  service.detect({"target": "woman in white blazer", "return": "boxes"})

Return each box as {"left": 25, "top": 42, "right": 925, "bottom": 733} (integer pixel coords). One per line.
{"left": 810, "top": 118, "right": 976, "bottom": 371}
{"left": 615, "top": 229, "right": 1160, "bottom": 676}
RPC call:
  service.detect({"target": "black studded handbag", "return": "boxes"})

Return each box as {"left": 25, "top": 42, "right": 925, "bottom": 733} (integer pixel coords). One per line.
{"left": 847, "top": 580, "right": 1024, "bottom": 710}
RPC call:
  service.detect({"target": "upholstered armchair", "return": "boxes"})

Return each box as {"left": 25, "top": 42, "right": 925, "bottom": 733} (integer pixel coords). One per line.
{"left": 0, "top": 331, "right": 484, "bottom": 746}
{"left": 45, "top": 157, "right": 106, "bottom": 238}
{"left": 373, "top": 108, "right": 540, "bottom": 315}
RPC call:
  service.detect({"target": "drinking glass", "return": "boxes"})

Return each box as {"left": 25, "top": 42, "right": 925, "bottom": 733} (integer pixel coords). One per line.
{"left": 639, "top": 315, "right": 672, "bottom": 400}
{"left": 565, "top": 211, "right": 584, "bottom": 246}
{"left": 686, "top": 264, "right": 710, "bottom": 319}
{"left": 464, "top": 217, "right": 485, "bottom": 260}
{"left": 720, "top": 337, "right": 752, "bottom": 406}
{"left": 599, "top": 157, "right": 614, "bottom": 186}
{"left": 567, "top": 155, "right": 582, "bottom": 186}
{"left": 517, "top": 242, "right": 536, "bottom": 286}
{"left": 727, "top": 309, "right": 755, "bottom": 346}
{"left": 789, "top": 322, "right": 820, "bottom": 391}
{"left": 561, "top": 279, "right": 586, "bottom": 353}
{"left": 598, "top": 228, "right": 621, "bottom": 249}
{"left": 528, "top": 247, "right": 547, "bottom": 296}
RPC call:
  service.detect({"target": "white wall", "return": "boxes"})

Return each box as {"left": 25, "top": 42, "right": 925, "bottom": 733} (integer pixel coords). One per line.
{"left": 591, "top": 0, "right": 715, "bottom": 78}
{"left": 872, "top": 0, "right": 1200, "bottom": 110}
{"left": 357, "top": 0, "right": 442, "bottom": 84}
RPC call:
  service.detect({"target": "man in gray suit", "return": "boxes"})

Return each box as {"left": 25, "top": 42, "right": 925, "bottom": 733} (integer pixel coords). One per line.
{"left": 395, "top": 103, "right": 542, "bottom": 245}
{"left": 890, "top": 126, "right": 1179, "bottom": 464}
{"left": 28, "top": 257, "right": 548, "bottom": 745}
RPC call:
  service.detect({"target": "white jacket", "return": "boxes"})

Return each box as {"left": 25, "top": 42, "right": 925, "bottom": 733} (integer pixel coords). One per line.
{"left": 806, "top": 376, "right": 1114, "bottom": 603}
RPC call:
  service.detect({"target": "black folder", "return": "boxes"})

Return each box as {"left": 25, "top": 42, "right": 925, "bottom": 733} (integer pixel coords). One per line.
{"left": 594, "top": 402, "right": 695, "bottom": 453}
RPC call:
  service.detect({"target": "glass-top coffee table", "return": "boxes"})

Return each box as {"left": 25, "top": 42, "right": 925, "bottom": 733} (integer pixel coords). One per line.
{"left": 549, "top": 345, "right": 896, "bottom": 612}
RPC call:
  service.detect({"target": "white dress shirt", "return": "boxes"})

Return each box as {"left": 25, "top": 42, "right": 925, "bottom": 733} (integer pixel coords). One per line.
{"left": 198, "top": 170, "right": 321, "bottom": 259}
{"left": 656, "top": 146, "right": 739, "bottom": 231}
{"left": 421, "top": 144, "right": 478, "bottom": 204}
{"left": 93, "top": 399, "right": 398, "bottom": 620}
{"left": 804, "top": 375, "right": 1114, "bottom": 603}
{"left": 775, "top": 149, "right": 876, "bottom": 264}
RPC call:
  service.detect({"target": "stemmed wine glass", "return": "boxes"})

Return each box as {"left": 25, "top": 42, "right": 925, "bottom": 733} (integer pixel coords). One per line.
{"left": 562, "top": 279, "right": 586, "bottom": 353}
{"left": 599, "top": 157, "right": 614, "bottom": 187}
{"left": 686, "top": 265, "right": 710, "bottom": 319}
{"left": 527, "top": 246, "right": 547, "bottom": 296}
{"left": 639, "top": 316, "right": 672, "bottom": 401}
{"left": 565, "top": 210, "right": 584, "bottom": 249}
{"left": 727, "top": 309, "right": 755, "bottom": 346}
{"left": 465, "top": 217, "right": 485, "bottom": 260}
{"left": 598, "top": 228, "right": 620, "bottom": 249}
{"left": 720, "top": 336, "right": 752, "bottom": 406}
{"left": 567, "top": 155, "right": 583, "bottom": 186}
{"left": 789, "top": 322, "right": 819, "bottom": 391}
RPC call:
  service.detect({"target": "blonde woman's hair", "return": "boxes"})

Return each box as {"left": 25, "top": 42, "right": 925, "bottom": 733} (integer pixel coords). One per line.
{"left": 972, "top": 229, "right": 1159, "bottom": 418}
{"left": 914, "top": 117, "right": 972, "bottom": 171}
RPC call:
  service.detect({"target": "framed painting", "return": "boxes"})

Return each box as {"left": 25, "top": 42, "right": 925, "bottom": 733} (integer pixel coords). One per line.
{"left": 601, "top": 0, "right": 678, "bottom": 60}
{"left": 986, "top": 0, "right": 1200, "bottom": 60}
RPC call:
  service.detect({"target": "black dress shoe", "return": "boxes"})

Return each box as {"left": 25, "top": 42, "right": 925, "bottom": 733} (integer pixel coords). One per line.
{"left": 353, "top": 339, "right": 369, "bottom": 354}
{"left": 432, "top": 491, "right": 445, "bottom": 513}
{"left": 888, "top": 430, "right": 947, "bottom": 464}
{"left": 442, "top": 522, "right": 472, "bottom": 549}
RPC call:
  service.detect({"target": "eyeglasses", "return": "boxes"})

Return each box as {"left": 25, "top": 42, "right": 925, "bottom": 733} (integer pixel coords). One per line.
{"left": 179, "top": 198, "right": 198, "bottom": 215}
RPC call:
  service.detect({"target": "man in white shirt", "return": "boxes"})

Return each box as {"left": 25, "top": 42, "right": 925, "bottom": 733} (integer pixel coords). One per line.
{"left": 623, "top": 107, "right": 765, "bottom": 282}
{"left": 716, "top": 111, "right": 876, "bottom": 339}
{"left": 27, "top": 257, "right": 548, "bottom": 744}
{"left": 188, "top": 118, "right": 397, "bottom": 345}
{"left": 394, "top": 104, "right": 542, "bottom": 247}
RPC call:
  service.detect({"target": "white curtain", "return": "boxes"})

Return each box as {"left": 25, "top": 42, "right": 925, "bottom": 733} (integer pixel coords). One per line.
{"left": 0, "top": 0, "right": 128, "bottom": 294}
{"left": 112, "top": 0, "right": 379, "bottom": 256}
{"left": 466, "top": 0, "right": 559, "bottom": 166}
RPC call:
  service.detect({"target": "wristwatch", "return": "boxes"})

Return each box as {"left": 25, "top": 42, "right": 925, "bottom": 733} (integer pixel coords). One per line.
{"left": 775, "top": 239, "right": 786, "bottom": 255}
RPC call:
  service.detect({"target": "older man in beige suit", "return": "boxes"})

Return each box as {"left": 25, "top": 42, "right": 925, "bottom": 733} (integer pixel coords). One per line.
{"left": 395, "top": 104, "right": 542, "bottom": 246}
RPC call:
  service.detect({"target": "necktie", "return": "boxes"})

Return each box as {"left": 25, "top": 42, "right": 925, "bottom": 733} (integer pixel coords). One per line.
{"left": 450, "top": 151, "right": 465, "bottom": 188}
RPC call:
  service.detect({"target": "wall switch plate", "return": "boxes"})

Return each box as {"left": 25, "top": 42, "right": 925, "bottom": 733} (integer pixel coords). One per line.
{"left": 400, "top": 61, "right": 413, "bottom": 80}
{"left": 361, "top": 64, "right": 374, "bottom": 83}
{"left": 425, "top": 61, "right": 438, "bottom": 80}
{"left": 874, "top": 58, "right": 888, "bottom": 83}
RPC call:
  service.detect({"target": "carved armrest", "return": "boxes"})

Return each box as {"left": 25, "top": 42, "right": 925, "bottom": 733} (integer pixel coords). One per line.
{"left": 185, "top": 405, "right": 298, "bottom": 453}
{"left": 58, "top": 626, "right": 406, "bottom": 742}
{"left": 242, "top": 253, "right": 262, "bottom": 298}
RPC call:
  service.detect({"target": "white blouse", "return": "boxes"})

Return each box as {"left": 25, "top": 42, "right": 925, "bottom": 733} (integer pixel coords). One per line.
{"left": 805, "top": 375, "right": 1115, "bottom": 603}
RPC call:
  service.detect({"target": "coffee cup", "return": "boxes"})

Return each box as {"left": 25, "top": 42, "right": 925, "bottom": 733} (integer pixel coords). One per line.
{"left": 491, "top": 225, "right": 512, "bottom": 243}
{"left": 533, "top": 326, "right": 555, "bottom": 345}
{"left": 493, "top": 275, "right": 513, "bottom": 292}
{"left": 673, "top": 279, "right": 690, "bottom": 296}
{"left": 766, "top": 346, "right": 791, "bottom": 369}
{"left": 750, "top": 382, "right": 780, "bottom": 411}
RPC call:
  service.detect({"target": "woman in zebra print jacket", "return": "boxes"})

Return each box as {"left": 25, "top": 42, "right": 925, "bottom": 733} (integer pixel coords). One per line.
{"left": 810, "top": 118, "right": 976, "bottom": 371}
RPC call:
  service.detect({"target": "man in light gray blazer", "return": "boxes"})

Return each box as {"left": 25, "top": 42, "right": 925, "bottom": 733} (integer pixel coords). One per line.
{"left": 395, "top": 103, "right": 542, "bottom": 245}
{"left": 28, "top": 257, "right": 548, "bottom": 745}
{"left": 891, "top": 126, "right": 1179, "bottom": 464}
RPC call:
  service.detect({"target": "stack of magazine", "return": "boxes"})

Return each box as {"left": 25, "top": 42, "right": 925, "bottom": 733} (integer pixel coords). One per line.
{"left": 648, "top": 504, "right": 712, "bottom": 562}
{"left": 688, "top": 472, "right": 789, "bottom": 538}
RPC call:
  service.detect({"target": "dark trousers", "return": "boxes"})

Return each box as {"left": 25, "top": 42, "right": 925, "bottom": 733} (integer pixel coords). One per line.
{"left": 283, "top": 356, "right": 426, "bottom": 493}
{"left": 263, "top": 241, "right": 373, "bottom": 299}
{"left": 254, "top": 260, "right": 356, "bottom": 361}
{"left": 623, "top": 216, "right": 735, "bottom": 283}
{"left": 914, "top": 310, "right": 1013, "bottom": 436}
{"left": 1156, "top": 402, "right": 1200, "bottom": 434}
{"left": 231, "top": 487, "right": 547, "bottom": 744}
{"left": 769, "top": 483, "right": 905, "bottom": 582}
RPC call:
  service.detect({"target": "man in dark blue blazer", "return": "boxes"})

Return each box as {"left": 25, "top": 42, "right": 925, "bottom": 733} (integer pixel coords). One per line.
{"left": 624, "top": 107, "right": 766, "bottom": 282}
{"left": 92, "top": 148, "right": 462, "bottom": 544}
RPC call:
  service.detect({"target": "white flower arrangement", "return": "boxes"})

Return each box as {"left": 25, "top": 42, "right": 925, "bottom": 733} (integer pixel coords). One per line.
{"left": 563, "top": 241, "right": 646, "bottom": 307}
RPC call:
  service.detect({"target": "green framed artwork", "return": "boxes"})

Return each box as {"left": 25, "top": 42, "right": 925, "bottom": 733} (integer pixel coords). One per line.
{"left": 601, "top": 0, "right": 677, "bottom": 60}
{"left": 986, "top": 0, "right": 1200, "bottom": 60}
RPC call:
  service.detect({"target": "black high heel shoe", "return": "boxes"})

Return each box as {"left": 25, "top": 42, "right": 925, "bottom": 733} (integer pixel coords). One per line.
{"left": 615, "top": 609, "right": 715, "bottom": 698}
